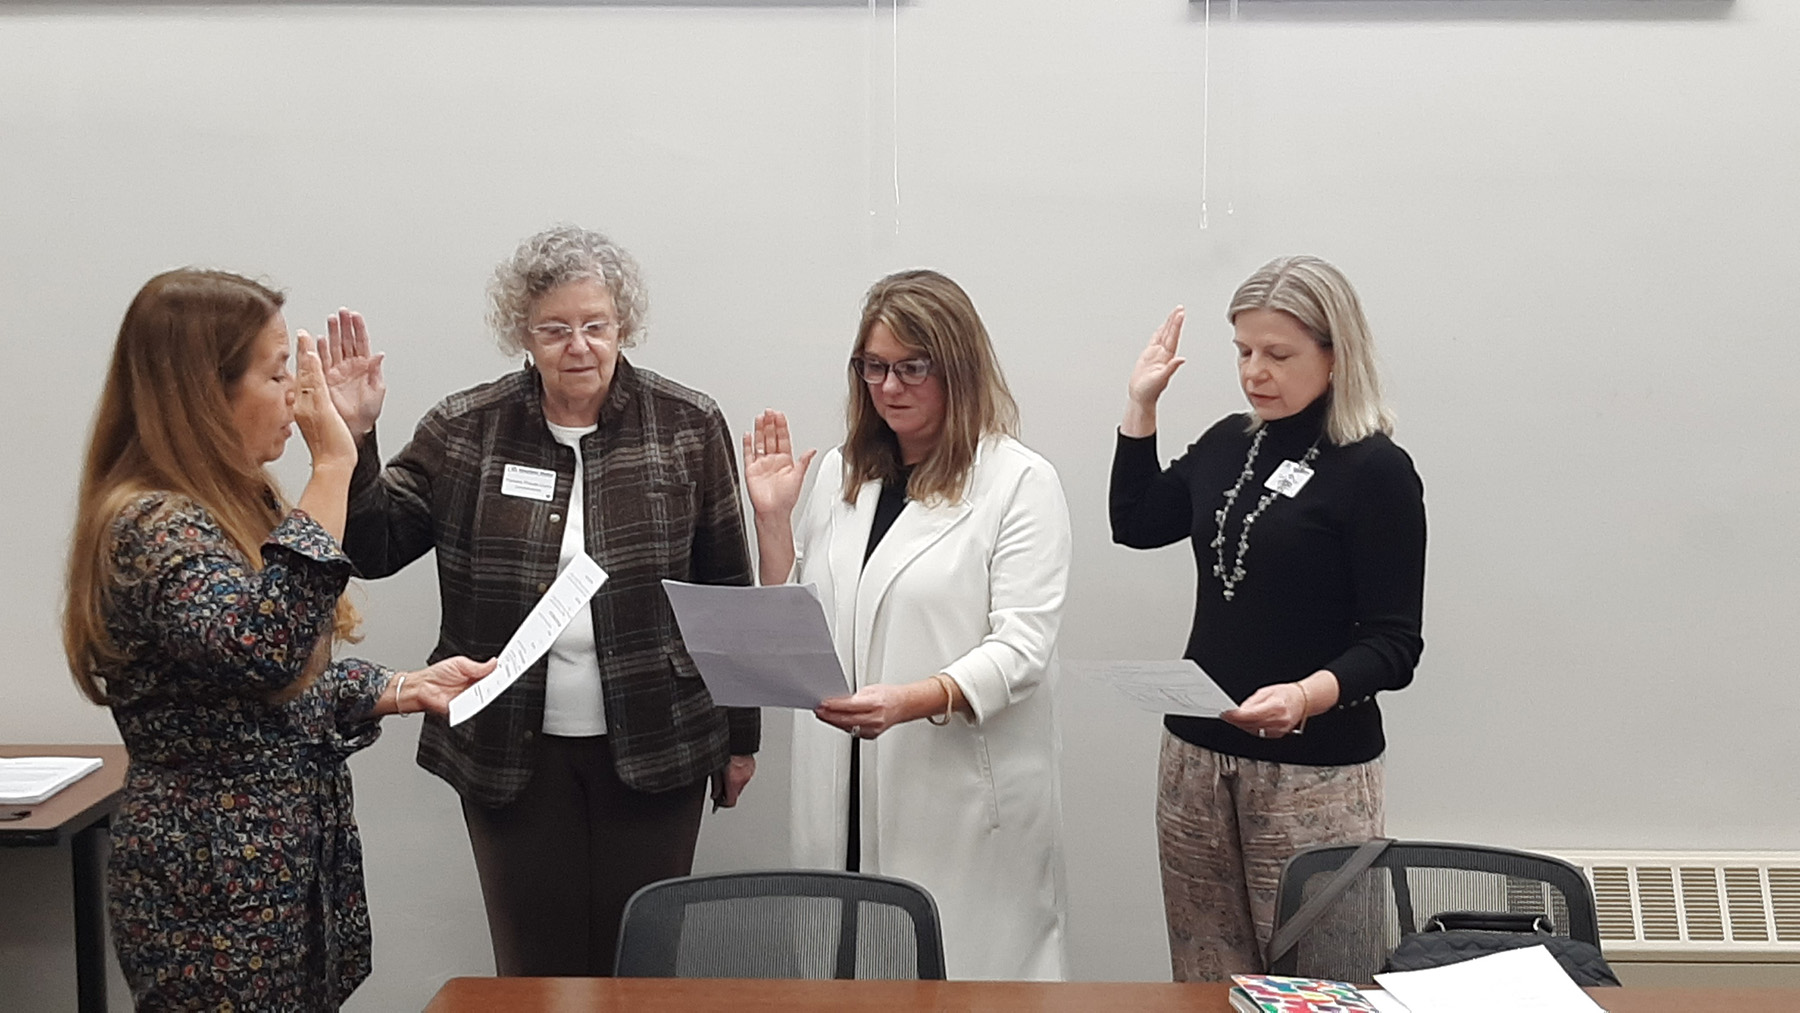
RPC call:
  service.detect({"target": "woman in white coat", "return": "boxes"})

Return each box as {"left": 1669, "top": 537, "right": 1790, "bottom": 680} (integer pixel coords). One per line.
{"left": 744, "top": 269, "right": 1072, "bottom": 980}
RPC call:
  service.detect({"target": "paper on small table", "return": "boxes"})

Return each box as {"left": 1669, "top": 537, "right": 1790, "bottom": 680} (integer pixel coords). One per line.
{"left": 0, "top": 755, "right": 104, "bottom": 805}
{"left": 1062, "top": 659, "right": 1239, "bottom": 718}
{"left": 447, "top": 553, "right": 609, "bottom": 727}
{"left": 1373, "top": 945, "right": 1608, "bottom": 1013}
{"left": 661, "top": 581, "right": 849, "bottom": 709}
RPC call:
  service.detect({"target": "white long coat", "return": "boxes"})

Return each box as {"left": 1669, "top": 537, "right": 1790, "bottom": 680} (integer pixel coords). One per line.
{"left": 788, "top": 436, "right": 1072, "bottom": 981}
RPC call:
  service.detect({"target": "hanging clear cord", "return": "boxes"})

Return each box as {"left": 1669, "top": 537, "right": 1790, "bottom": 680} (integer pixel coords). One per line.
{"left": 891, "top": 0, "right": 901, "bottom": 235}
{"left": 1200, "top": 0, "right": 1211, "bottom": 230}
{"left": 865, "top": 0, "right": 902, "bottom": 241}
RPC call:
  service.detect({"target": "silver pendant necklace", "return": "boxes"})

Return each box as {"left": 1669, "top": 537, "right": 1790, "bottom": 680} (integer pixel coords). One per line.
{"left": 1211, "top": 428, "right": 1322, "bottom": 601}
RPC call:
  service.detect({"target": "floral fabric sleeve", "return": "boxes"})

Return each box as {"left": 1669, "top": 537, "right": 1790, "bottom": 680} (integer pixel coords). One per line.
{"left": 287, "top": 657, "right": 395, "bottom": 758}
{"left": 111, "top": 493, "right": 355, "bottom": 698}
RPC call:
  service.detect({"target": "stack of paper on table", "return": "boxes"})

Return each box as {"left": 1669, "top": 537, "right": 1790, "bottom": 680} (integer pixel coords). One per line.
{"left": 1230, "top": 946, "right": 1609, "bottom": 1013}
{"left": 0, "top": 755, "right": 104, "bottom": 805}
{"left": 1371, "top": 945, "right": 1609, "bottom": 1012}
{"left": 1229, "top": 947, "right": 1609, "bottom": 1012}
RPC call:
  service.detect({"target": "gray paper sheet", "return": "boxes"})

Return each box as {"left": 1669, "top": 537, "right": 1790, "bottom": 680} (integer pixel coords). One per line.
{"left": 662, "top": 581, "right": 850, "bottom": 709}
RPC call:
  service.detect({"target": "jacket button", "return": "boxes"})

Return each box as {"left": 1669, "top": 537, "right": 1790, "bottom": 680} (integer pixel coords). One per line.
{"left": 537, "top": 582, "right": 548, "bottom": 593}
{"left": 550, "top": 513, "right": 561, "bottom": 523}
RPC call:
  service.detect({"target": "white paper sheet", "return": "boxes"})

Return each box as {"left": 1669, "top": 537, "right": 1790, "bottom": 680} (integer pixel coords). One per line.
{"left": 1360, "top": 989, "right": 1414, "bottom": 1013}
{"left": 447, "top": 553, "right": 609, "bottom": 726}
{"left": 0, "top": 755, "right": 103, "bottom": 805}
{"left": 1373, "top": 945, "right": 1608, "bottom": 1013}
{"left": 1061, "top": 659, "right": 1239, "bottom": 718}
{"left": 661, "top": 581, "right": 849, "bottom": 709}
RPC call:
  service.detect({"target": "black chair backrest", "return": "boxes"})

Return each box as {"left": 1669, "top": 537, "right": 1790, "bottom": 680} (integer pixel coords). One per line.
{"left": 614, "top": 870, "right": 947, "bottom": 980}
{"left": 1269, "top": 840, "right": 1601, "bottom": 982}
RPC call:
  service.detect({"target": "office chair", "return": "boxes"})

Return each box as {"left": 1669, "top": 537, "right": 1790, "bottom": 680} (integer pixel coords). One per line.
{"left": 613, "top": 869, "right": 947, "bottom": 979}
{"left": 1268, "top": 840, "right": 1602, "bottom": 983}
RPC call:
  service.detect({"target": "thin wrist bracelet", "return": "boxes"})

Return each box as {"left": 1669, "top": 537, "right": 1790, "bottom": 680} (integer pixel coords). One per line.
{"left": 926, "top": 674, "right": 955, "bottom": 726}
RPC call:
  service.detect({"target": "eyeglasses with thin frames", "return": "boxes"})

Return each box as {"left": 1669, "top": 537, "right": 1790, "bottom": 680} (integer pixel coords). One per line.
{"left": 528, "top": 320, "right": 619, "bottom": 345}
{"left": 850, "top": 356, "right": 934, "bottom": 386}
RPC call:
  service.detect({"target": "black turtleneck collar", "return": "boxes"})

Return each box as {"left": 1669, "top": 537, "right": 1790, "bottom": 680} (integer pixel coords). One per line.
{"left": 1256, "top": 391, "right": 1330, "bottom": 448}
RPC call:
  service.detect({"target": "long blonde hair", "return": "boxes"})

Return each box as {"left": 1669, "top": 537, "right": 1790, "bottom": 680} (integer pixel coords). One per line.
{"left": 841, "top": 270, "right": 1019, "bottom": 505}
{"left": 1228, "top": 255, "right": 1394, "bottom": 446}
{"left": 64, "top": 269, "right": 354, "bottom": 705}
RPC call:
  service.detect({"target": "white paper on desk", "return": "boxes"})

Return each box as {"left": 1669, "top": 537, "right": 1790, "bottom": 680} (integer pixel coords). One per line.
{"left": 1373, "top": 945, "right": 1607, "bottom": 1013}
{"left": 1061, "top": 659, "right": 1239, "bottom": 718}
{"left": 1359, "top": 990, "right": 1413, "bottom": 1013}
{"left": 0, "top": 756, "right": 103, "bottom": 805}
{"left": 661, "top": 581, "right": 849, "bottom": 709}
{"left": 447, "top": 553, "right": 609, "bottom": 727}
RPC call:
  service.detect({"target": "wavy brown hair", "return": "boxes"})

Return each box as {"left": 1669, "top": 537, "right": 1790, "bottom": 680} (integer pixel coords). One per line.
{"left": 841, "top": 270, "right": 1019, "bottom": 505}
{"left": 63, "top": 269, "right": 354, "bottom": 705}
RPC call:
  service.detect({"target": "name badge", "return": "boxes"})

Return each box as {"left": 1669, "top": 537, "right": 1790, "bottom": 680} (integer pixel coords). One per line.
{"left": 1264, "top": 460, "right": 1314, "bottom": 499}
{"left": 501, "top": 464, "right": 557, "bottom": 502}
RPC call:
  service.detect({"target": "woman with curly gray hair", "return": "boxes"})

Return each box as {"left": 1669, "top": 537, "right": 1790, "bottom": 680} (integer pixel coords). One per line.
{"left": 328, "top": 225, "right": 758, "bottom": 976}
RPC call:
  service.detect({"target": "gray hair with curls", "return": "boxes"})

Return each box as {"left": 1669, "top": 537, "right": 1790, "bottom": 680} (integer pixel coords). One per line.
{"left": 486, "top": 225, "right": 649, "bottom": 355}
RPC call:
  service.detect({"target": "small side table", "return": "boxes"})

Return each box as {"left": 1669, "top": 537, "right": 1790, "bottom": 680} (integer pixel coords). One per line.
{"left": 1, "top": 743, "right": 128, "bottom": 1013}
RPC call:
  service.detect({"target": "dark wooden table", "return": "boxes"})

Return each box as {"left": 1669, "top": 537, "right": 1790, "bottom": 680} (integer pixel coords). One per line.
{"left": 424, "top": 977, "right": 1800, "bottom": 1012}
{"left": 0, "top": 743, "right": 128, "bottom": 1013}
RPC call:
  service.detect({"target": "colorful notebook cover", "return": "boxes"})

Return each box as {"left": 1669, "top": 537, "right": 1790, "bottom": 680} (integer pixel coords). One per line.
{"left": 1229, "top": 974, "right": 1381, "bottom": 1013}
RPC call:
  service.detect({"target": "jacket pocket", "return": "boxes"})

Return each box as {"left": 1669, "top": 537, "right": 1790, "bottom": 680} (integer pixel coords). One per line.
{"left": 971, "top": 730, "right": 1003, "bottom": 831}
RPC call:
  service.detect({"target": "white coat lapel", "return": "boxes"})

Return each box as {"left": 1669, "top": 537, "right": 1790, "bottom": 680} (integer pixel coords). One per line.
{"left": 852, "top": 489, "right": 973, "bottom": 682}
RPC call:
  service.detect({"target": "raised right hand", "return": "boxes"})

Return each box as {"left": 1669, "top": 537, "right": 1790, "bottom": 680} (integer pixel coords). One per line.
{"left": 742, "top": 409, "right": 816, "bottom": 520}
{"left": 1128, "top": 306, "right": 1187, "bottom": 408}
{"left": 319, "top": 308, "right": 386, "bottom": 442}
{"left": 294, "top": 330, "right": 357, "bottom": 473}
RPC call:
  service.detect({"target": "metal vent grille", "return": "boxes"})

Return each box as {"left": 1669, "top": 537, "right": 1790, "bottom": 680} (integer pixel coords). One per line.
{"left": 1772, "top": 868, "right": 1800, "bottom": 944}
{"left": 1551, "top": 850, "right": 1800, "bottom": 960}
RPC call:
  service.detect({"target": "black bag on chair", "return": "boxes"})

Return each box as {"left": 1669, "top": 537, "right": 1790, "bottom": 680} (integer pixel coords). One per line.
{"left": 1381, "top": 911, "right": 1621, "bottom": 987}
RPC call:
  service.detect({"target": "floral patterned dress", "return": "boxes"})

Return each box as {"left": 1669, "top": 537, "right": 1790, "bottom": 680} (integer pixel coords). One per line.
{"left": 100, "top": 492, "right": 393, "bottom": 1012}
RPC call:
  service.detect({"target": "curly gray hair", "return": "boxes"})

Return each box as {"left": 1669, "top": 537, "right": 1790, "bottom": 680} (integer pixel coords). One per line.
{"left": 486, "top": 225, "right": 648, "bottom": 355}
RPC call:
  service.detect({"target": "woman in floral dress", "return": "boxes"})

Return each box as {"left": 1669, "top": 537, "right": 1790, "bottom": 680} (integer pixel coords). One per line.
{"left": 62, "top": 269, "right": 495, "bottom": 1011}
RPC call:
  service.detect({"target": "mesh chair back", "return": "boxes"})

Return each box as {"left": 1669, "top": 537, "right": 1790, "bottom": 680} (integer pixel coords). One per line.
{"left": 1270, "top": 841, "right": 1600, "bottom": 983}
{"left": 614, "top": 870, "right": 947, "bottom": 979}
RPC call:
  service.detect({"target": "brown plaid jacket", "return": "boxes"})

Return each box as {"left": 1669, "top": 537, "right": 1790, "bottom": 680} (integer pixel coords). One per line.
{"left": 344, "top": 357, "right": 758, "bottom": 806}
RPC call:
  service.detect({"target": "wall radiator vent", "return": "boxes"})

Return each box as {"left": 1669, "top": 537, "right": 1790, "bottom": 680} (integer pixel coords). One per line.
{"left": 1550, "top": 850, "right": 1800, "bottom": 961}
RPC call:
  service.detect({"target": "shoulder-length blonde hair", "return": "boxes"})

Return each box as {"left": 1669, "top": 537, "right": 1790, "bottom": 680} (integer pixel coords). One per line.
{"left": 841, "top": 270, "right": 1019, "bottom": 505}
{"left": 63, "top": 269, "right": 353, "bottom": 705}
{"left": 1228, "top": 255, "right": 1394, "bottom": 446}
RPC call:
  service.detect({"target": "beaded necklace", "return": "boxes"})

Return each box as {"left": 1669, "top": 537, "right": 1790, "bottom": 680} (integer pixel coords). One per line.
{"left": 1210, "top": 427, "right": 1322, "bottom": 601}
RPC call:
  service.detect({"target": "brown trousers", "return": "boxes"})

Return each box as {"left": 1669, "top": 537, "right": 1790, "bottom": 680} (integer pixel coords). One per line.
{"left": 461, "top": 734, "right": 706, "bottom": 976}
{"left": 1155, "top": 731, "right": 1384, "bottom": 982}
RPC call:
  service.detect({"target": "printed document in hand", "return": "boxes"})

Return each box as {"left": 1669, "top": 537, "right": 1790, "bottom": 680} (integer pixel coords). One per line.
{"left": 447, "top": 553, "right": 608, "bottom": 726}
{"left": 1062, "top": 659, "right": 1239, "bottom": 718}
{"left": 1372, "top": 944, "right": 1608, "bottom": 1013}
{"left": 0, "top": 755, "right": 104, "bottom": 805}
{"left": 661, "top": 581, "right": 849, "bottom": 709}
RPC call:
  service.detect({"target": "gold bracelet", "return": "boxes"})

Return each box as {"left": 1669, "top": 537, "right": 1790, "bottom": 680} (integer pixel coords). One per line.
{"left": 926, "top": 674, "right": 955, "bottom": 726}
{"left": 1293, "top": 681, "right": 1310, "bottom": 736}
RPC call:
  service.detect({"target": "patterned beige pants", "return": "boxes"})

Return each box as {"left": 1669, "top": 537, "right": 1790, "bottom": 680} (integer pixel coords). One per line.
{"left": 1156, "top": 731, "right": 1384, "bottom": 982}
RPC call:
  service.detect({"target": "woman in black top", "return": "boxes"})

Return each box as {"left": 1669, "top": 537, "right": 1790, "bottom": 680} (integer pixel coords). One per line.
{"left": 1109, "top": 256, "right": 1425, "bottom": 980}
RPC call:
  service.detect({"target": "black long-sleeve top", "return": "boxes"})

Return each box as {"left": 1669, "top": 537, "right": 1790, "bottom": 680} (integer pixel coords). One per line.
{"left": 1109, "top": 395, "right": 1426, "bottom": 765}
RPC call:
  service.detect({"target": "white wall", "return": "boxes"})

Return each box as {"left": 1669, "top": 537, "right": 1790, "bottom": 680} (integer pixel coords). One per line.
{"left": 3, "top": 0, "right": 1796, "bottom": 1008}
